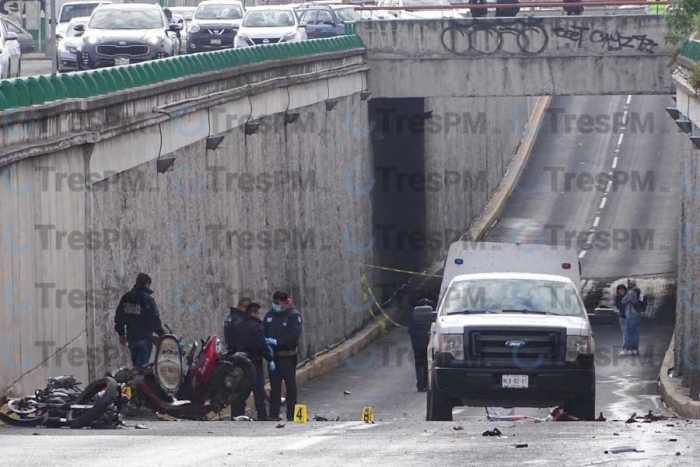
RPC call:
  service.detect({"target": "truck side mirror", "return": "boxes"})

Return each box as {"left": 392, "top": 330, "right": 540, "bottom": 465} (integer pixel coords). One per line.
{"left": 413, "top": 305, "right": 437, "bottom": 324}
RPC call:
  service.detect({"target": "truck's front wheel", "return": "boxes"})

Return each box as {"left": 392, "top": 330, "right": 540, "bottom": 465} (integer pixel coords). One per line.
{"left": 566, "top": 369, "right": 596, "bottom": 421}
{"left": 426, "top": 383, "right": 453, "bottom": 421}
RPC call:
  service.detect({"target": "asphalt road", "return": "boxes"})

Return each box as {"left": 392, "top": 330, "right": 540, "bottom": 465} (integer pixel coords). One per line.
{"left": 20, "top": 59, "right": 52, "bottom": 77}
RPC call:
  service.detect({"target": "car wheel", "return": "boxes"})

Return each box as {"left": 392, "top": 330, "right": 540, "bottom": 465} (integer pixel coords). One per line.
{"left": 426, "top": 378, "right": 453, "bottom": 421}
{"left": 16, "top": 58, "right": 21, "bottom": 77}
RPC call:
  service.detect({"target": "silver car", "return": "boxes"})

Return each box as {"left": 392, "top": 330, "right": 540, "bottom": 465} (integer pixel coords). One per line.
{"left": 57, "top": 17, "right": 89, "bottom": 72}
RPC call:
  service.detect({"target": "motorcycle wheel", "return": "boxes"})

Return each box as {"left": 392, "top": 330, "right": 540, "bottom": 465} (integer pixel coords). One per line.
{"left": 209, "top": 360, "right": 253, "bottom": 408}
{"left": 66, "top": 377, "right": 118, "bottom": 429}
{"left": 0, "top": 397, "right": 49, "bottom": 427}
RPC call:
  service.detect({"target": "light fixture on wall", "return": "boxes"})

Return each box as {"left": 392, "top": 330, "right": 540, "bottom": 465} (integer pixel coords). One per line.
{"left": 157, "top": 157, "right": 176, "bottom": 174}
{"left": 244, "top": 122, "right": 260, "bottom": 135}
{"left": 325, "top": 100, "right": 339, "bottom": 111}
{"left": 361, "top": 91, "right": 372, "bottom": 101}
{"left": 206, "top": 135, "right": 225, "bottom": 151}
{"left": 666, "top": 107, "right": 680, "bottom": 120}
{"left": 285, "top": 113, "right": 300, "bottom": 124}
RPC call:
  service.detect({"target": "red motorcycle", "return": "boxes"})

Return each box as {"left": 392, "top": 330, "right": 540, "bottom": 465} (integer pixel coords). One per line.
{"left": 110, "top": 332, "right": 254, "bottom": 420}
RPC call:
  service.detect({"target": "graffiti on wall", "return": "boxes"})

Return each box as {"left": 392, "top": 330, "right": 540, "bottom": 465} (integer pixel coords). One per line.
{"left": 441, "top": 19, "right": 659, "bottom": 56}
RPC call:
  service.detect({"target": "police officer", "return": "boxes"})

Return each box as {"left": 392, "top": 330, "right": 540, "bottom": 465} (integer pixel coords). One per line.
{"left": 264, "top": 291, "right": 302, "bottom": 421}
{"left": 232, "top": 303, "right": 276, "bottom": 420}
{"left": 224, "top": 297, "right": 252, "bottom": 353}
{"left": 114, "top": 273, "right": 165, "bottom": 367}
{"left": 408, "top": 297, "right": 434, "bottom": 392}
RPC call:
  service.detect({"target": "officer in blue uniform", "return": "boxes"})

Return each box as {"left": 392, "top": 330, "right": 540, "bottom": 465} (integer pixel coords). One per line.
{"left": 232, "top": 302, "right": 276, "bottom": 420}
{"left": 224, "top": 297, "right": 252, "bottom": 353}
{"left": 263, "top": 291, "right": 302, "bottom": 421}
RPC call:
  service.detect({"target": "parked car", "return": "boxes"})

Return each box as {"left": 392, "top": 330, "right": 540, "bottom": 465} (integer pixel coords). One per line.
{"left": 169, "top": 6, "right": 197, "bottom": 23}
{"left": 76, "top": 3, "right": 182, "bottom": 69}
{"left": 187, "top": 0, "right": 245, "bottom": 53}
{"left": 362, "top": 0, "right": 463, "bottom": 20}
{"left": 0, "top": 18, "right": 21, "bottom": 78}
{"left": 56, "top": 1, "right": 113, "bottom": 39}
{"left": 295, "top": 4, "right": 359, "bottom": 39}
{"left": 234, "top": 5, "right": 307, "bottom": 48}
{"left": 2, "top": 19, "right": 35, "bottom": 53}
{"left": 57, "top": 17, "right": 88, "bottom": 73}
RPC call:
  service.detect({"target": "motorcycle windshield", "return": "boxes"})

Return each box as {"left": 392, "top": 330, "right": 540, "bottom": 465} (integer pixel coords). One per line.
{"left": 154, "top": 335, "right": 184, "bottom": 396}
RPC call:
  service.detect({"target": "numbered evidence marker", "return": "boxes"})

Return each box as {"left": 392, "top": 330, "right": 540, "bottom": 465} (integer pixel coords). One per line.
{"left": 362, "top": 406, "right": 374, "bottom": 423}
{"left": 294, "top": 404, "right": 308, "bottom": 423}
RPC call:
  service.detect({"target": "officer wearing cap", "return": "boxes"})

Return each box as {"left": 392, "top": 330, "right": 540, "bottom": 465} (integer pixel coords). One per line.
{"left": 264, "top": 291, "right": 302, "bottom": 421}
{"left": 114, "top": 273, "right": 165, "bottom": 367}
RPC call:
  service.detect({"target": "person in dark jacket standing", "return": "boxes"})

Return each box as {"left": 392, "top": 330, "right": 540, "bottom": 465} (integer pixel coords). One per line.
{"left": 264, "top": 291, "right": 302, "bottom": 421}
{"left": 114, "top": 273, "right": 165, "bottom": 367}
{"left": 408, "top": 298, "right": 434, "bottom": 392}
{"left": 232, "top": 302, "right": 276, "bottom": 420}
{"left": 224, "top": 297, "right": 252, "bottom": 353}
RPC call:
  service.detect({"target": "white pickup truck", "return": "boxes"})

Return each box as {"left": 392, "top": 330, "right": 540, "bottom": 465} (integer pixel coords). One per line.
{"left": 415, "top": 241, "right": 595, "bottom": 421}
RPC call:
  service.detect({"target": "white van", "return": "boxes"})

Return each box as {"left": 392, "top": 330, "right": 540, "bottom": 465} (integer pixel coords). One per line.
{"left": 56, "top": 1, "right": 113, "bottom": 39}
{"left": 417, "top": 241, "right": 596, "bottom": 421}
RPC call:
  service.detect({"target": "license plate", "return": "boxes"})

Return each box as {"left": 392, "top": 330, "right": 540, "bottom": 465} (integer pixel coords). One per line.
{"left": 210, "top": 39, "right": 222, "bottom": 45}
{"left": 115, "top": 57, "right": 129, "bottom": 66}
{"left": 502, "top": 375, "right": 528, "bottom": 388}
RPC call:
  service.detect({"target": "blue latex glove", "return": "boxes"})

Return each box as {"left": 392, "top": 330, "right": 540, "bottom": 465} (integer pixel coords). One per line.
{"left": 269, "top": 361, "right": 276, "bottom": 373}
{"left": 265, "top": 338, "right": 277, "bottom": 346}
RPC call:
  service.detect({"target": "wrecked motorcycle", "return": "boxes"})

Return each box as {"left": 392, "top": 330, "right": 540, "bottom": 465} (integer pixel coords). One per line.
{"left": 0, "top": 376, "right": 127, "bottom": 428}
{"left": 110, "top": 333, "right": 254, "bottom": 420}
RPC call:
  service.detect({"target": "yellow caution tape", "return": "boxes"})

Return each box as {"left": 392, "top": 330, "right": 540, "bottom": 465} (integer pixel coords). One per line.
{"left": 359, "top": 272, "right": 404, "bottom": 328}
{"left": 362, "top": 264, "right": 443, "bottom": 278}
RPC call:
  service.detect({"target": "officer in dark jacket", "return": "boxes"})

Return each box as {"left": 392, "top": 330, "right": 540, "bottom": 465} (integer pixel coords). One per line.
{"left": 232, "top": 303, "right": 276, "bottom": 420}
{"left": 263, "top": 291, "right": 302, "bottom": 421}
{"left": 408, "top": 297, "right": 434, "bottom": 392}
{"left": 224, "top": 297, "right": 252, "bottom": 353}
{"left": 114, "top": 273, "right": 165, "bottom": 367}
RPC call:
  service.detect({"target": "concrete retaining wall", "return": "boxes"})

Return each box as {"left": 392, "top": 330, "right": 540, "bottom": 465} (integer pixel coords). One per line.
{"left": 358, "top": 16, "right": 672, "bottom": 98}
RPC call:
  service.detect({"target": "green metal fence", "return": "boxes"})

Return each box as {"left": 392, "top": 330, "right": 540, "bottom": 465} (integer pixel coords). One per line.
{"left": 681, "top": 39, "right": 700, "bottom": 62}
{"left": 0, "top": 35, "right": 365, "bottom": 112}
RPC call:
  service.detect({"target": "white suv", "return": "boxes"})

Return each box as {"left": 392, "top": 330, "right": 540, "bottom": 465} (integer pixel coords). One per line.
{"left": 234, "top": 5, "right": 307, "bottom": 48}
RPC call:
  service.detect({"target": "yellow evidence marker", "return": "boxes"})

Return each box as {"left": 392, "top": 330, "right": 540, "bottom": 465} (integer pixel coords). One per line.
{"left": 362, "top": 406, "right": 374, "bottom": 423}
{"left": 293, "top": 404, "right": 308, "bottom": 423}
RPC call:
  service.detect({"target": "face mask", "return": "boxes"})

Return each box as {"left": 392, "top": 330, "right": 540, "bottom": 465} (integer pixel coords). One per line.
{"left": 272, "top": 303, "right": 282, "bottom": 312}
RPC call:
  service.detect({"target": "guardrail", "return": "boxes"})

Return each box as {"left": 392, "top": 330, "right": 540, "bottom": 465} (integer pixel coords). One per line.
{"left": 0, "top": 35, "right": 365, "bottom": 112}
{"left": 353, "top": 0, "right": 667, "bottom": 9}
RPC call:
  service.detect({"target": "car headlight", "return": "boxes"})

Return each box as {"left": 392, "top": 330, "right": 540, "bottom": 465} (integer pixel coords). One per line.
{"left": 84, "top": 35, "right": 99, "bottom": 45}
{"left": 189, "top": 23, "right": 200, "bottom": 33}
{"left": 280, "top": 32, "right": 296, "bottom": 42}
{"left": 438, "top": 334, "right": 464, "bottom": 360}
{"left": 566, "top": 335, "right": 593, "bottom": 362}
{"left": 147, "top": 36, "right": 163, "bottom": 45}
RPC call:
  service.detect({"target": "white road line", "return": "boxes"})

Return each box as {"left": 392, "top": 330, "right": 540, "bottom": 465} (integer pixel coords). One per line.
{"left": 578, "top": 250, "right": 587, "bottom": 259}
{"left": 612, "top": 157, "right": 618, "bottom": 169}
{"left": 622, "top": 110, "right": 628, "bottom": 125}
{"left": 284, "top": 436, "right": 334, "bottom": 451}
{"left": 599, "top": 198, "right": 607, "bottom": 210}
{"left": 586, "top": 233, "right": 595, "bottom": 245}
{"left": 348, "top": 423, "right": 382, "bottom": 431}
{"left": 617, "top": 133, "right": 624, "bottom": 146}
{"left": 605, "top": 180, "right": 612, "bottom": 193}
{"left": 593, "top": 217, "right": 600, "bottom": 228}
{"left": 626, "top": 95, "right": 632, "bottom": 105}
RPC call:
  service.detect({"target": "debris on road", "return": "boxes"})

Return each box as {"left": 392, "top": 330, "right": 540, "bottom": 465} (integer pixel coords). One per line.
{"left": 595, "top": 412, "right": 607, "bottom": 422}
{"left": 608, "top": 446, "right": 644, "bottom": 454}
{"left": 453, "top": 426, "right": 464, "bottom": 431}
{"left": 625, "top": 413, "right": 637, "bottom": 424}
{"left": 669, "top": 438, "right": 678, "bottom": 442}
{"left": 135, "top": 424, "right": 148, "bottom": 430}
{"left": 343, "top": 391, "right": 351, "bottom": 395}
{"left": 275, "top": 423, "right": 285, "bottom": 429}
{"left": 313, "top": 415, "right": 329, "bottom": 422}
{"left": 482, "top": 428, "right": 503, "bottom": 437}
{"left": 233, "top": 416, "right": 253, "bottom": 422}
{"left": 515, "top": 444, "right": 528, "bottom": 448}
{"left": 550, "top": 407, "right": 579, "bottom": 422}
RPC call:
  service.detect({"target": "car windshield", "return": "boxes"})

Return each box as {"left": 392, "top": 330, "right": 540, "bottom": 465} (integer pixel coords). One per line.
{"left": 67, "top": 21, "right": 87, "bottom": 37}
{"left": 403, "top": 0, "right": 451, "bottom": 6}
{"left": 195, "top": 4, "right": 244, "bottom": 20}
{"left": 441, "top": 279, "right": 585, "bottom": 317}
{"left": 89, "top": 9, "right": 164, "bottom": 29}
{"left": 335, "top": 8, "right": 360, "bottom": 21}
{"left": 242, "top": 10, "right": 295, "bottom": 27}
{"left": 172, "top": 8, "right": 195, "bottom": 21}
{"left": 60, "top": 3, "right": 104, "bottom": 23}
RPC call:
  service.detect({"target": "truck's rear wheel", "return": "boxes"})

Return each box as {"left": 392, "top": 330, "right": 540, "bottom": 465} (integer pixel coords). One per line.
{"left": 426, "top": 384, "right": 453, "bottom": 421}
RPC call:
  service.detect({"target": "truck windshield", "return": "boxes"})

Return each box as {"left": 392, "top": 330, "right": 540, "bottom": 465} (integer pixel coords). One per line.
{"left": 442, "top": 279, "right": 585, "bottom": 317}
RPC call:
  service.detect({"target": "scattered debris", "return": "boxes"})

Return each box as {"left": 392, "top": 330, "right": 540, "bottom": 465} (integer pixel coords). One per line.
{"left": 613, "top": 433, "right": 619, "bottom": 436}
{"left": 669, "top": 439, "right": 678, "bottom": 442}
{"left": 676, "top": 452, "right": 681, "bottom": 456}
{"left": 666, "top": 424, "right": 676, "bottom": 427}
{"left": 135, "top": 424, "right": 148, "bottom": 430}
{"left": 313, "top": 415, "right": 329, "bottom": 422}
{"left": 595, "top": 412, "right": 607, "bottom": 422}
{"left": 343, "top": 391, "right": 351, "bottom": 396}
{"left": 643, "top": 410, "right": 669, "bottom": 422}
{"left": 275, "top": 423, "right": 285, "bottom": 429}
{"left": 482, "top": 428, "right": 502, "bottom": 437}
{"left": 32, "top": 432, "right": 39, "bottom": 436}
{"left": 453, "top": 426, "right": 464, "bottom": 431}
{"left": 609, "top": 446, "right": 644, "bottom": 454}
{"left": 551, "top": 407, "right": 579, "bottom": 422}
{"left": 335, "top": 417, "right": 340, "bottom": 421}
{"left": 515, "top": 444, "right": 528, "bottom": 449}
{"left": 233, "top": 416, "right": 253, "bottom": 422}
{"left": 625, "top": 413, "right": 637, "bottom": 424}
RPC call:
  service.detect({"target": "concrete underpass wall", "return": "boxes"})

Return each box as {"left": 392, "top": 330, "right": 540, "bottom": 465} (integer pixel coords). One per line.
{"left": 87, "top": 95, "right": 373, "bottom": 377}
{"left": 358, "top": 16, "right": 672, "bottom": 98}
{"left": 422, "top": 96, "right": 538, "bottom": 264}
{"left": 0, "top": 146, "right": 91, "bottom": 396}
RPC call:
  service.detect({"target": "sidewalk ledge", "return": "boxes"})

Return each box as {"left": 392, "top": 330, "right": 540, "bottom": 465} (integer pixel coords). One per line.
{"left": 659, "top": 336, "right": 700, "bottom": 419}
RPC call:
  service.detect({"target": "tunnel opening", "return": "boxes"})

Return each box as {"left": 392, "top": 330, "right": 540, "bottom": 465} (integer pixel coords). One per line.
{"left": 369, "top": 98, "right": 429, "bottom": 309}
